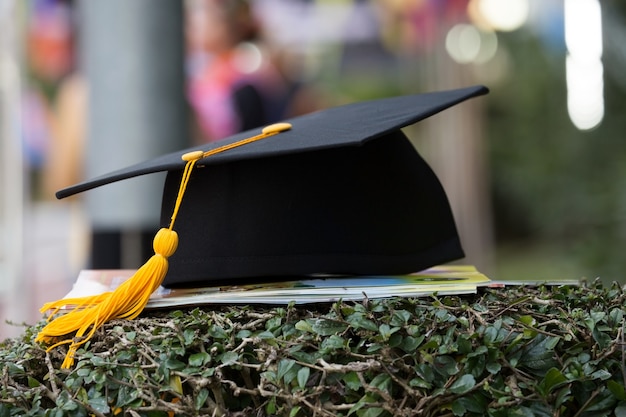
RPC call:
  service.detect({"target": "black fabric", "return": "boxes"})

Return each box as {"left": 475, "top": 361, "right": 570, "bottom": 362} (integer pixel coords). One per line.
{"left": 90, "top": 231, "right": 122, "bottom": 268}
{"left": 232, "top": 83, "right": 267, "bottom": 131}
{"left": 90, "top": 229, "right": 155, "bottom": 269}
{"left": 159, "top": 131, "right": 463, "bottom": 287}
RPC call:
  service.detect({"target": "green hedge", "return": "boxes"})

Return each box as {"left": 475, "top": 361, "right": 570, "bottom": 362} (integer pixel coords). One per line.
{"left": 2, "top": 281, "right": 626, "bottom": 416}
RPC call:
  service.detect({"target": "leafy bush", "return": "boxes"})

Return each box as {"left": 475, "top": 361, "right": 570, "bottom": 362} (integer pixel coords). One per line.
{"left": 2, "top": 281, "right": 626, "bottom": 416}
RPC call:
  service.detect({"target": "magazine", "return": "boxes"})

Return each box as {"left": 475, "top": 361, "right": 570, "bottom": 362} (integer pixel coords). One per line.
{"left": 61, "top": 265, "right": 492, "bottom": 308}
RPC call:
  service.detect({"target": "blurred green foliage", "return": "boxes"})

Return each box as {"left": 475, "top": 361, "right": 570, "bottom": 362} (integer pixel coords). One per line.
{"left": 486, "top": 5, "right": 626, "bottom": 282}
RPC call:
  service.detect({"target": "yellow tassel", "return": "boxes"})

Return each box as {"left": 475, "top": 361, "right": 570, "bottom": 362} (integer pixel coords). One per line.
{"left": 37, "top": 123, "right": 292, "bottom": 368}
{"left": 36, "top": 228, "right": 178, "bottom": 368}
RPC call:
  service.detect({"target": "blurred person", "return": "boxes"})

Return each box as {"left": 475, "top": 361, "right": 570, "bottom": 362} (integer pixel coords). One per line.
{"left": 23, "top": 0, "right": 76, "bottom": 198}
{"left": 185, "top": 0, "right": 312, "bottom": 143}
{"left": 34, "top": 0, "right": 85, "bottom": 202}
{"left": 42, "top": 72, "right": 86, "bottom": 203}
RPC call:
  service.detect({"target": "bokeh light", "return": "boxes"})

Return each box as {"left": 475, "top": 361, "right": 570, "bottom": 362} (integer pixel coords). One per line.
{"left": 565, "top": 0, "right": 604, "bottom": 130}
{"left": 474, "top": 0, "right": 529, "bottom": 32}
{"left": 445, "top": 23, "right": 498, "bottom": 64}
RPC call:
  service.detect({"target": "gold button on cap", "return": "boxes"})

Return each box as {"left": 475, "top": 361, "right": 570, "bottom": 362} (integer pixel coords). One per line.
{"left": 262, "top": 122, "right": 292, "bottom": 135}
{"left": 181, "top": 150, "right": 205, "bottom": 161}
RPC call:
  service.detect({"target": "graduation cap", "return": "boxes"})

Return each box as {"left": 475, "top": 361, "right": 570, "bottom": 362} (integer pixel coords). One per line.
{"left": 37, "top": 84, "right": 489, "bottom": 367}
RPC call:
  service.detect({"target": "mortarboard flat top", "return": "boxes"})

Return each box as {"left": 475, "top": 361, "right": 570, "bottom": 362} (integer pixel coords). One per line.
{"left": 57, "top": 85, "right": 489, "bottom": 287}
{"left": 57, "top": 85, "right": 488, "bottom": 199}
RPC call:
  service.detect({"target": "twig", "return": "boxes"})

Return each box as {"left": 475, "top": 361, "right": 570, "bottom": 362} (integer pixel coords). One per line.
{"left": 44, "top": 352, "right": 60, "bottom": 396}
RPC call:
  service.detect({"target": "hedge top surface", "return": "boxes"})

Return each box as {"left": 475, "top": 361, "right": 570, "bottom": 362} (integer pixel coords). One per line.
{"left": 3, "top": 281, "right": 626, "bottom": 417}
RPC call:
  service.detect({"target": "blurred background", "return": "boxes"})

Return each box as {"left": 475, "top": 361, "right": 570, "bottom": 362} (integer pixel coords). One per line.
{"left": 1, "top": 0, "right": 625, "bottom": 337}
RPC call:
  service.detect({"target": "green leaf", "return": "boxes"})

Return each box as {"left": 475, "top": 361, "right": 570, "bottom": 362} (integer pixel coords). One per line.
{"left": 370, "top": 374, "right": 392, "bottom": 392}
{"left": 390, "top": 310, "right": 412, "bottom": 326}
{"left": 291, "top": 350, "right": 318, "bottom": 365}
{"left": 266, "top": 317, "right": 283, "bottom": 331}
{"left": 361, "top": 407, "right": 386, "bottom": 417}
{"left": 520, "top": 335, "right": 560, "bottom": 370}
{"left": 456, "top": 335, "right": 473, "bottom": 354}
{"left": 590, "top": 311, "right": 606, "bottom": 324}
{"left": 591, "top": 369, "right": 612, "bottom": 381}
{"left": 189, "top": 351, "right": 210, "bottom": 367}
{"left": 27, "top": 376, "right": 40, "bottom": 388}
{"left": 236, "top": 329, "right": 252, "bottom": 339}
{"left": 450, "top": 374, "right": 476, "bottom": 394}
{"left": 255, "top": 330, "right": 276, "bottom": 340}
{"left": 208, "top": 325, "right": 228, "bottom": 339}
{"left": 277, "top": 359, "right": 296, "bottom": 382}
{"left": 297, "top": 367, "right": 310, "bottom": 389}
{"left": 518, "top": 315, "right": 536, "bottom": 326}
{"left": 484, "top": 323, "right": 506, "bottom": 345}
{"left": 537, "top": 368, "right": 567, "bottom": 396}
{"left": 266, "top": 397, "right": 277, "bottom": 415}
{"left": 290, "top": 406, "right": 302, "bottom": 417}
{"left": 164, "top": 357, "right": 186, "bottom": 371}
{"left": 219, "top": 351, "right": 239, "bottom": 366}
{"left": 90, "top": 356, "right": 107, "bottom": 367}
{"left": 467, "top": 345, "right": 488, "bottom": 358}
{"left": 343, "top": 372, "right": 361, "bottom": 391}
{"left": 434, "top": 355, "right": 459, "bottom": 377}
{"left": 347, "top": 314, "right": 379, "bottom": 332}
{"left": 262, "top": 370, "right": 277, "bottom": 385}
{"left": 295, "top": 319, "right": 313, "bottom": 333}
{"left": 114, "top": 385, "right": 139, "bottom": 408}
{"left": 56, "top": 392, "right": 78, "bottom": 411}
{"left": 486, "top": 361, "right": 501, "bottom": 374}
{"left": 311, "top": 318, "right": 348, "bottom": 336}
{"left": 555, "top": 386, "right": 572, "bottom": 409}
{"left": 451, "top": 399, "right": 466, "bottom": 416}
{"left": 592, "top": 327, "right": 612, "bottom": 349}
{"left": 321, "top": 334, "right": 346, "bottom": 352}
{"left": 92, "top": 369, "right": 107, "bottom": 385}
{"left": 409, "top": 377, "right": 432, "bottom": 389}
{"left": 388, "top": 332, "right": 403, "bottom": 348}
{"left": 183, "top": 329, "right": 195, "bottom": 346}
{"left": 195, "top": 388, "right": 209, "bottom": 410}
{"left": 399, "top": 335, "right": 423, "bottom": 353}
{"left": 88, "top": 396, "right": 110, "bottom": 414}
{"left": 608, "top": 380, "right": 626, "bottom": 401}
{"left": 609, "top": 308, "right": 624, "bottom": 326}
{"left": 378, "top": 324, "right": 400, "bottom": 341}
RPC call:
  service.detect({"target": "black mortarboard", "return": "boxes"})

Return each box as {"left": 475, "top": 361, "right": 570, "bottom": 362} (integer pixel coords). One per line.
{"left": 58, "top": 85, "right": 489, "bottom": 288}
{"left": 39, "top": 85, "right": 488, "bottom": 368}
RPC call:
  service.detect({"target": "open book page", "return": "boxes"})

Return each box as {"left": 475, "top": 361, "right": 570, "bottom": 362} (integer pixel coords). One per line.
{"left": 60, "top": 265, "right": 492, "bottom": 308}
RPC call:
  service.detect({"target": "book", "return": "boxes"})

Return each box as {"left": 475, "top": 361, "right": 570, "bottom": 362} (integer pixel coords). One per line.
{"left": 60, "top": 265, "right": 492, "bottom": 308}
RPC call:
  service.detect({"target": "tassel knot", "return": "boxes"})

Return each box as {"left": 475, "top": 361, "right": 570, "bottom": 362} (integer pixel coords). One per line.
{"left": 154, "top": 228, "right": 178, "bottom": 257}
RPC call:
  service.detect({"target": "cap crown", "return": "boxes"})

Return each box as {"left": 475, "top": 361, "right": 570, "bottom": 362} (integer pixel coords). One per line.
{"left": 160, "top": 129, "right": 463, "bottom": 286}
